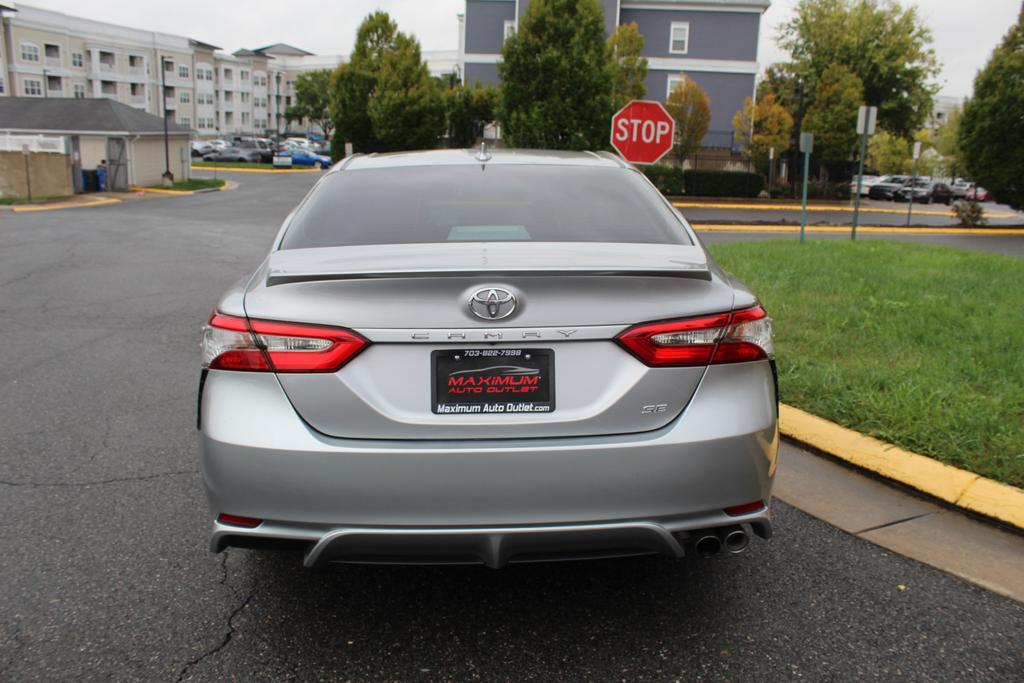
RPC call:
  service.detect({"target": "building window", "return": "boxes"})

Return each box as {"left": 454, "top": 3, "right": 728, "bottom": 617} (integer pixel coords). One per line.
{"left": 669, "top": 22, "right": 689, "bottom": 54}
{"left": 241, "top": 70, "right": 249, "bottom": 81}
{"left": 178, "top": 65, "right": 189, "bottom": 79}
{"left": 241, "top": 92, "right": 249, "bottom": 103}
{"left": 164, "top": 59, "right": 174, "bottom": 71}
{"left": 23, "top": 78, "right": 43, "bottom": 96}
{"left": 74, "top": 83, "right": 86, "bottom": 98}
{"left": 179, "top": 116, "right": 191, "bottom": 127}
{"left": 504, "top": 20, "right": 516, "bottom": 40}
{"left": 224, "top": 68, "right": 233, "bottom": 80}
{"left": 72, "top": 52, "right": 84, "bottom": 68}
{"left": 20, "top": 43, "right": 40, "bottom": 62}
{"left": 180, "top": 91, "right": 190, "bottom": 103}
{"left": 666, "top": 75, "right": 685, "bottom": 99}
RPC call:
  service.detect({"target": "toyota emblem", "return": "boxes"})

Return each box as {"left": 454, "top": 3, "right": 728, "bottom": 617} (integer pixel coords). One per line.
{"left": 468, "top": 287, "right": 517, "bottom": 320}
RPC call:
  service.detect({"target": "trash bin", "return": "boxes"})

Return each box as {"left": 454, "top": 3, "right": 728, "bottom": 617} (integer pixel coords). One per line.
{"left": 81, "top": 169, "right": 99, "bottom": 192}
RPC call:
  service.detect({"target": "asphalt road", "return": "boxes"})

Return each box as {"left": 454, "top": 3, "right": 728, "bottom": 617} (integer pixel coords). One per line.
{"left": 680, "top": 198, "right": 1023, "bottom": 227}
{"left": 2, "top": 170, "right": 1022, "bottom": 681}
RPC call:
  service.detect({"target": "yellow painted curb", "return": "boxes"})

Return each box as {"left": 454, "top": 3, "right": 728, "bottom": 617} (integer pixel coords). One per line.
{"left": 190, "top": 165, "right": 321, "bottom": 174}
{"left": 674, "top": 201, "right": 1018, "bottom": 220}
{"left": 129, "top": 186, "right": 195, "bottom": 195}
{"left": 11, "top": 196, "right": 121, "bottom": 212}
{"left": 691, "top": 224, "right": 1024, "bottom": 236}
{"left": 779, "top": 404, "right": 1024, "bottom": 530}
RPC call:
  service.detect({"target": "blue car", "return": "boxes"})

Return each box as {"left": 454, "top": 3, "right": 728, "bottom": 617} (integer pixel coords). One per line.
{"left": 274, "top": 149, "right": 332, "bottom": 169}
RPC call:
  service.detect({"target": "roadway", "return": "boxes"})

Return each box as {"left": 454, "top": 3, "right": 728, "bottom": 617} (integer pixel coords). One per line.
{"left": 1, "top": 169, "right": 1020, "bottom": 680}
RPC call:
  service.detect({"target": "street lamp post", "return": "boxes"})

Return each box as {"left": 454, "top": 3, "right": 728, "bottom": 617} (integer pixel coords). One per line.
{"left": 160, "top": 56, "right": 173, "bottom": 184}
{"left": 42, "top": 69, "right": 49, "bottom": 98}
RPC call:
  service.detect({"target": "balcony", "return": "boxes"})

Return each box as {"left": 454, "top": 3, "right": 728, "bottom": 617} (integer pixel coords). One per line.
{"left": 127, "top": 67, "right": 147, "bottom": 81}
{"left": 45, "top": 56, "right": 61, "bottom": 68}
{"left": 164, "top": 97, "right": 177, "bottom": 111}
{"left": 130, "top": 94, "right": 147, "bottom": 107}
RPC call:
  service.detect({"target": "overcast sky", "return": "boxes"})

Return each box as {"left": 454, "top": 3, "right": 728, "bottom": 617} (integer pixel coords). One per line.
{"left": 19, "top": 0, "right": 1022, "bottom": 98}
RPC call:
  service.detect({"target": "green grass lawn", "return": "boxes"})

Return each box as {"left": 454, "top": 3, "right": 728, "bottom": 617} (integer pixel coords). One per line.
{"left": 148, "top": 178, "right": 225, "bottom": 191}
{"left": 708, "top": 240, "right": 1024, "bottom": 487}
{"left": 0, "top": 194, "right": 71, "bottom": 205}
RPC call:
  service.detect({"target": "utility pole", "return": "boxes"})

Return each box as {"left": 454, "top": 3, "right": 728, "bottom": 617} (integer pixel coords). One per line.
{"left": 161, "top": 56, "right": 173, "bottom": 184}
{"left": 799, "top": 132, "right": 813, "bottom": 244}
{"left": 905, "top": 141, "right": 922, "bottom": 227}
{"left": 851, "top": 105, "right": 877, "bottom": 240}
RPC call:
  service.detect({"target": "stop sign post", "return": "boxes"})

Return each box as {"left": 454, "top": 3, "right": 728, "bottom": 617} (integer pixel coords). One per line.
{"left": 610, "top": 100, "right": 675, "bottom": 165}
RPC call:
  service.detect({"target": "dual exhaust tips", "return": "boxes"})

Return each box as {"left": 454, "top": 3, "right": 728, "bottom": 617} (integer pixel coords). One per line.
{"left": 693, "top": 526, "right": 750, "bottom": 558}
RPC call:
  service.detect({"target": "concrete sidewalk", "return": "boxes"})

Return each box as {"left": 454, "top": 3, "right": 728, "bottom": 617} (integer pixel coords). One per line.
{"left": 776, "top": 441, "right": 1024, "bottom": 603}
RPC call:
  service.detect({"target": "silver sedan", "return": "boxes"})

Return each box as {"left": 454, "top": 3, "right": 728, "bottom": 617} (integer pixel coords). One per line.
{"left": 198, "top": 149, "right": 778, "bottom": 567}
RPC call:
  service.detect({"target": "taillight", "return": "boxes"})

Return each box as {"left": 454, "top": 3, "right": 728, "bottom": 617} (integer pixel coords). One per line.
{"left": 616, "top": 306, "right": 772, "bottom": 367}
{"left": 201, "top": 312, "right": 368, "bottom": 373}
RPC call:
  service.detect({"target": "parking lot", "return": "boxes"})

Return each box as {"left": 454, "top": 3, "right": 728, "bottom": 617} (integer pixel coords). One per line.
{"left": 2, "top": 169, "right": 1022, "bottom": 681}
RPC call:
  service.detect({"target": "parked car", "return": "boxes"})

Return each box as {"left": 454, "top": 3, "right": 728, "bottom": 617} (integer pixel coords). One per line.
{"left": 967, "top": 186, "right": 993, "bottom": 202}
{"left": 848, "top": 175, "right": 881, "bottom": 196}
{"left": 203, "top": 146, "right": 263, "bottom": 164}
{"left": 867, "top": 175, "right": 912, "bottom": 201}
{"left": 198, "top": 149, "right": 777, "bottom": 568}
{"left": 273, "top": 148, "right": 331, "bottom": 168}
{"left": 895, "top": 179, "right": 953, "bottom": 204}
{"left": 230, "top": 137, "right": 274, "bottom": 163}
{"left": 207, "top": 139, "right": 230, "bottom": 151}
{"left": 950, "top": 180, "right": 972, "bottom": 199}
{"left": 191, "top": 140, "right": 215, "bottom": 157}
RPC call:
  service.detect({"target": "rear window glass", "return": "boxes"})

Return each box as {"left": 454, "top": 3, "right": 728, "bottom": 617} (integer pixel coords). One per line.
{"left": 280, "top": 164, "right": 692, "bottom": 249}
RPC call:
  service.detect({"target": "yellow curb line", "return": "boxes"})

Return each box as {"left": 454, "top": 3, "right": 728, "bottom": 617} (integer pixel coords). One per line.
{"left": 674, "top": 201, "right": 1019, "bottom": 220}
{"left": 691, "top": 224, "right": 1023, "bottom": 236}
{"left": 129, "top": 186, "right": 195, "bottom": 195}
{"left": 190, "top": 165, "right": 322, "bottom": 174}
{"left": 11, "top": 196, "right": 121, "bottom": 212}
{"left": 779, "top": 403, "right": 1024, "bottom": 530}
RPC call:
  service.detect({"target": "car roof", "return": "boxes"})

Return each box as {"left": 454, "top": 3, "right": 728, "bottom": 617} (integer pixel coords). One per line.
{"left": 338, "top": 148, "right": 628, "bottom": 172}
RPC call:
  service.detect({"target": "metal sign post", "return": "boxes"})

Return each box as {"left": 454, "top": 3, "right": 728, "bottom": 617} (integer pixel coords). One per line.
{"left": 851, "top": 105, "right": 877, "bottom": 240}
{"left": 799, "top": 132, "right": 813, "bottom": 244}
{"left": 905, "top": 140, "right": 922, "bottom": 227}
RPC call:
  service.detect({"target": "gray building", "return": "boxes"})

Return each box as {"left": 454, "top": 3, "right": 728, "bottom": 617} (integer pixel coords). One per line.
{"left": 459, "top": 0, "right": 769, "bottom": 148}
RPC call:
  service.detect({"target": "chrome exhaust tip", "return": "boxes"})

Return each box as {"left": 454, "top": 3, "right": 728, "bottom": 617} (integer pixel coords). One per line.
{"left": 694, "top": 534, "right": 722, "bottom": 558}
{"left": 722, "top": 528, "right": 750, "bottom": 554}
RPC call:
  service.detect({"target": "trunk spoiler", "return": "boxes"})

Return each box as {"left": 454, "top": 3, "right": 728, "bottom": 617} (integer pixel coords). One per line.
{"left": 266, "top": 242, "right": 712, "bottom": 286}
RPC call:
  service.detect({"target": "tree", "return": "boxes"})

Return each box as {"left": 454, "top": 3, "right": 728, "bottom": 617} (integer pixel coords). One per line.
{"left": 330, "top": 11, "right": 399, "bottom": 157}
{"left": 665, "top": 75, "right": 710, "bottom": 160}
{"left": 959, "top": 16, "right": 1024, "bottom": 209}
{"left": 367, "top": 33, "right": 445, "bottom": 150}
{"left": 778, "top": 0, "right": 940, "bottom": 138}
{"left": 732, "top": 92, "right": 794, "bottom": 170}
{"left": 801, "top": 62, "right": 863, "bottom": 161}
{"left": 498, "top": 0, "right": 614, "bottom": 149}
{"left": 608, "top": 22, "right": 647, "bottom": 110}
{"left": 867, "top": 130, "right": 911, "bottom": 174}
{"left": 444, "top": 81, "right": 498, "bottom": 148}
{"left": 934, "top": 107, "right": 962, "bottom": 177}
{"left": 289, "top": 70, "right": 333, "bottom": 138}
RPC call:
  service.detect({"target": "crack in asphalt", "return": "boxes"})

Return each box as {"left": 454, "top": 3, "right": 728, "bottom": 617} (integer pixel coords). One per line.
{"left": 0, "top": 469, "right": 197, "bottom": 488}
{"left": 175, "top": 590, "right": 254, "bottom": 682}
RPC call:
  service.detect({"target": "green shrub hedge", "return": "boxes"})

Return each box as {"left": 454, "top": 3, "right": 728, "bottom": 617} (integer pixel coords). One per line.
{"left": 641, "top": 164, "right": 685, "bottom": 195}
{"left": 683, "top": 170, "right": 764, "bottom": 198}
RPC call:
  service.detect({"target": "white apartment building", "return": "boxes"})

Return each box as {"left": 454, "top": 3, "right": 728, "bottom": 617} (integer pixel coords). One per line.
{"left": 0, "top": 3, "right": 459, "bottom": 138}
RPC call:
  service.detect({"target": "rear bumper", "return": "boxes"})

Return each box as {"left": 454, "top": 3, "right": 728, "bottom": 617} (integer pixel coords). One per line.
{"left": 199, "top": 361, "right": 779, "bottom": 564}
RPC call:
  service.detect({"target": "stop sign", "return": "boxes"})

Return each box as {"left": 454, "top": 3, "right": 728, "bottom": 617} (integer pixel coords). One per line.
{"left": 610, "top": 100, "right": 675, "bottom": 165}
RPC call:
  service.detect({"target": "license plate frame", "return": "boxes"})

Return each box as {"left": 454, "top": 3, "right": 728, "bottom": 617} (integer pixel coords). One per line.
{"left": 431, "top": 348, "right": 555, "bottom": 415}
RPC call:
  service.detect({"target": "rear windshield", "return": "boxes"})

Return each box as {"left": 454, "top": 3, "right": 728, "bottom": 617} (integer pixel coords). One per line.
{"left": 280, "top": 164, "right": 692, "bottom": 249}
